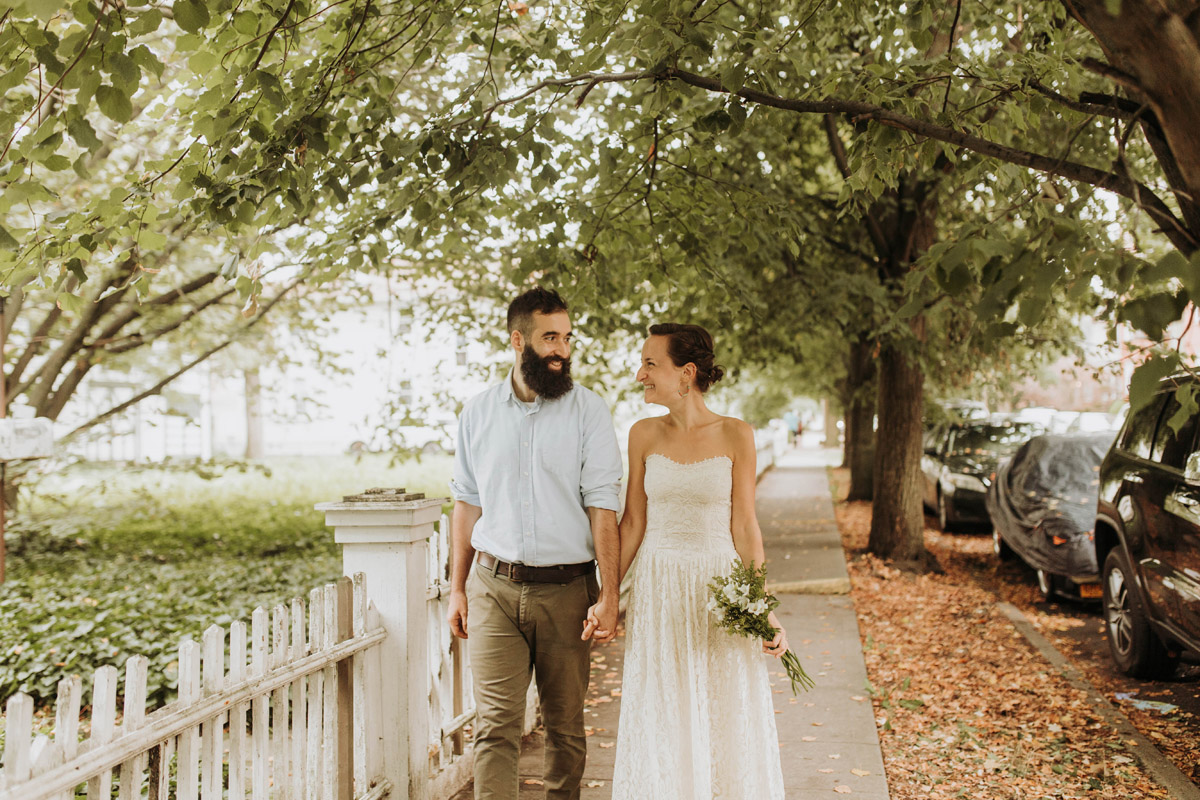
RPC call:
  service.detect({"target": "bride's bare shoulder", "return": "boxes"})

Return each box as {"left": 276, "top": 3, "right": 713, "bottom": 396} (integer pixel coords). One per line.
{"left": 629, "top": 416, "right": 667, "bottom": 448}
{"left": 717, "top": 416, "right": 755, "bottom": 450}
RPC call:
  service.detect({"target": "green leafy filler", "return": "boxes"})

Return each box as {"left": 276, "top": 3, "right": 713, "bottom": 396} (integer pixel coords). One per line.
{"left": 707, "top": 559, "right": 815, "bottom": 695}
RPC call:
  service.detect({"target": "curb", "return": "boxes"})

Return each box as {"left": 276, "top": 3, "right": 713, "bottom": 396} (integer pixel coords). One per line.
{"left": 769, "top": 577, "right": 852, "bottom": 595}
{"left": 997, "top": 602, "right": 1200, "bottom": 800}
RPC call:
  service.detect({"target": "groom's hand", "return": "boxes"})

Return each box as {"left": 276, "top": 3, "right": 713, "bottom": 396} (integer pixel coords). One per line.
{"left": 447, "top": 590, "right": 469, "bottom": 639}
{"left": 582, "top": 596, "right": 618, "bottom": 643}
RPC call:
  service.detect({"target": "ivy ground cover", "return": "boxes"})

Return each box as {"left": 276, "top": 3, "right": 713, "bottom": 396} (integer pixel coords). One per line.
{"left": 0, "top": 454, "right": 453, "bottom": 713}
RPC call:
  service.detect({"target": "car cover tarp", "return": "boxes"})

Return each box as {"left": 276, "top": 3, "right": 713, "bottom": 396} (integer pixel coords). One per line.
{"left": 986, "top": 433, "right": 1113, "bottom": 576}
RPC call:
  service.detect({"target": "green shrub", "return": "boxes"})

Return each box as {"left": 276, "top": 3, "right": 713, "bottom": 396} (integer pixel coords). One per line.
{"left": 0, "top": 454, "right": 453, "bottom": 711}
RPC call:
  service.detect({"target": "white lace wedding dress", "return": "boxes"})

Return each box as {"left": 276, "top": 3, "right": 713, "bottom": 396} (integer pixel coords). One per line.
{"left": 612, "top": 454, "right": 786, "bottom": 800}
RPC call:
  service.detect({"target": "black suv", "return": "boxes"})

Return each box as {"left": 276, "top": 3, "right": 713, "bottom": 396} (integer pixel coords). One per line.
{"left": 1094, "top": 375, "right": 1200, "bottom": 678}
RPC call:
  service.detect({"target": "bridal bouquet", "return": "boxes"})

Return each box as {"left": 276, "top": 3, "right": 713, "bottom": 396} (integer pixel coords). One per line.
{"left": 707, "top": 560, "right": 815, "bottom": 694}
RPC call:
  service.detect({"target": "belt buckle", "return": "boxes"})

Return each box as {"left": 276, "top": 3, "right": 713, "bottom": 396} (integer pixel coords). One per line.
{"left": 508, "top": 562, "right": 527, "bottom": 582}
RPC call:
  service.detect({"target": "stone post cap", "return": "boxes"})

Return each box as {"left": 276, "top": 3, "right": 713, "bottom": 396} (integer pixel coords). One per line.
{"left": 317, "top": 489, "right": 449, "bottom": 544}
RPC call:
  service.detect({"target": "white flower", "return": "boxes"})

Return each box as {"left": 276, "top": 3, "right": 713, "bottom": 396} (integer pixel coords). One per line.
{"left": 714, "top": 607, "right": 726, "bottom": 622}
{"left": 735, "top": 582, "right": 751, "bottom": 598}
{"left": 705, "top": 597, "right": 719, "bottom": 612}
{"left": 748, "top": 599, "right": 768, "bottom": 615}
{"left": 722, "top": 584, "right": 740, "bottom": 603}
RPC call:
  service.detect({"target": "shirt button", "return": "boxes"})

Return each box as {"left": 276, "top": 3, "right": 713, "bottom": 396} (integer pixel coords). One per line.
{"left": 522, "top": 441, "right": 529, "bottom": 446}
{"left": 522, "top": 471, "right": 529, "bottom": 476}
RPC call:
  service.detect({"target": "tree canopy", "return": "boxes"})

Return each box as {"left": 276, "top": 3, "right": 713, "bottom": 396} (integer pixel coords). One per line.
{"left": 5, "top": 0, "right": 1200, "bottom": 562}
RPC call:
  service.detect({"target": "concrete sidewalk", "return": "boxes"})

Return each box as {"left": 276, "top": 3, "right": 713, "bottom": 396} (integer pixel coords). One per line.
{"left": 452, "top": 447, "right": 890, "bottom": 799}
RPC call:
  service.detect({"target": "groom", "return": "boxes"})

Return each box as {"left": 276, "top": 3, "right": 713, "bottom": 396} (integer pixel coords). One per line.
{"left": 447, "top": 286, "right": 622, "bottom": 800}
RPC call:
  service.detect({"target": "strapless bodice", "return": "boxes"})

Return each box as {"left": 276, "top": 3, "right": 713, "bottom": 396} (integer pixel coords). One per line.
{"left": 642, "top": 454, "right": 736, "bottom": 555}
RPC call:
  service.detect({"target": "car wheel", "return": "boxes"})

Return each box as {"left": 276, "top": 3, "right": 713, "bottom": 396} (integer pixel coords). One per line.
{"left": 993, "top": 528, "right": 1014, "bottom": 561}
{"left": 1036, "top": 568, "right": 1056, "bottom": 600}
{"left": 1102, "top": 549, "right": 1178, "bottom": 679}
{"left": 936, "top": 490, "right": 953, "bottom": 533}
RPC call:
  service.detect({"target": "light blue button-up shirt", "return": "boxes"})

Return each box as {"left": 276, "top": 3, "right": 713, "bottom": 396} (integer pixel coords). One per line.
{"left": 449, "top": 373, "right": 622, "bottom": 566}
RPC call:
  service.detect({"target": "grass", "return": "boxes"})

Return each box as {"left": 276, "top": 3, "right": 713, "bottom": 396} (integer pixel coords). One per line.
{"left": 0, "top": 454, "right": 454, "bottom": 710}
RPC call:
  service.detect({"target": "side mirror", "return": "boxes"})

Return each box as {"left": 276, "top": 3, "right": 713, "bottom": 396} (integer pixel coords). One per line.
{"left": 1186, "top": 452, "right": 1200, "bottom": 483}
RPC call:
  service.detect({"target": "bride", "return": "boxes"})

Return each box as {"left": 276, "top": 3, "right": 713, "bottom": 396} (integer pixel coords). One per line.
{"left": 602, "top": 322, "right": 787, "bottom": 800}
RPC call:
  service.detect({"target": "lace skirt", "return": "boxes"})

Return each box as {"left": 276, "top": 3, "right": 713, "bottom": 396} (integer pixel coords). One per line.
{"left": 611, "top": 543, "right": 786, "bottom": 800}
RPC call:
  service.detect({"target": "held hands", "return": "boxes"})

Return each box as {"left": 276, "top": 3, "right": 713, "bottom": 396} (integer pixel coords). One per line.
{"left": 582, "top": 595, "right": 618, "bottom": 643}
{"left": 763, "top": 610, "right": 787, "bottom": 658}
{"left": 447, "top": 591, "right": 469, "bottom": 640}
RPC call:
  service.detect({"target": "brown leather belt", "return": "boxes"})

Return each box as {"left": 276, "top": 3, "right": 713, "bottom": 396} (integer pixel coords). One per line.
{"left": 476, "top": 552, "right": 595, "bottom": 583}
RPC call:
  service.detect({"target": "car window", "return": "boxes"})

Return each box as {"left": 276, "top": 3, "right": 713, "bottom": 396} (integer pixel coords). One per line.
{"left": 946, "top": 424, "right": 1037, "bottom": 457}
{"left": 1121, "top": 394, "right": 1167, "bottom": 459}
{"left": 1151, "top": 394, "right": 1200, "bottom": 470}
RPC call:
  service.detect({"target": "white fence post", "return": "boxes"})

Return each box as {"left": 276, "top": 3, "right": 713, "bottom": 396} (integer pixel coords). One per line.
{"left": 318, "top": 494, "right": 447, "bottom": 800}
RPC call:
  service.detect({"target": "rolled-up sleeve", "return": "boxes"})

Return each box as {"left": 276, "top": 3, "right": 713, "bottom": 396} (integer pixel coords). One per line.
{"left": 579, "top": 395, "right": 622, "bottom": 512}
{"left": 449, "top": 410, "right": 481, "bottom": 506}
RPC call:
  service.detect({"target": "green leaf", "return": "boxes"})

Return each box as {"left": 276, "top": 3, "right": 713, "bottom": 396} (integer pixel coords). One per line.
{"left": 139, "top": 230, "right": 168, "bottom": 250}
{"left": 1166, "top": 385, "right": 1199, "bottom": 435}
{"left": 173, "top": 0, "right": 210, "bottom": 33}
{"left": 65, "top": 257, "right": 87, "bottom": 284}
{"left": 95, "top": 85, "right": 133, "bottom": 123}
{"left": 720, "top": 61, "right": 747, "bottom": 94}
{"left": 56, "top": 293, "right": 84, "bottom": 315}
{"left": 107, "top": 52, "right": 140, "bottom": 91}
{"left": 129, "top": 8, "right": 163, "bottom": 36}
{"left": 23, "top": 0, "right": 62, "bottom": 22}
{"left": 131, "top": 45, "right": 166, "bottom": 78}
{"left": 1129, "top": 354, "right": 1179, "bottom": 415}
{"left": 67, "top": 113, "right": 102, "bottom": 151}
{"left": 1119, "top": 292, "right": 1188, "bottom": 340}
{"left": 41, "top": 154, "right": 71, "bottom": 171}
{"left": 0, "top": 225, "right": 17, "bottom": 249}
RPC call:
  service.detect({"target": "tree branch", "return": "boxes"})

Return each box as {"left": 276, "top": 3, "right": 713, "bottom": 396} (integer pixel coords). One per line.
{"left": 822, "top": 114, "right": 891, "bottom": 260}
{"left": 61, "top": 274, "right": 308, "bottom": 443}
{"left": 658, "top": 66, "right": 1197, "bottom": 253}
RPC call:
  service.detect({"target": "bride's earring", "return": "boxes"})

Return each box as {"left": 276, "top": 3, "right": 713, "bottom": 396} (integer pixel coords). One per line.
{"left": 677, "top": 379, "right": 690, "bottom": 398}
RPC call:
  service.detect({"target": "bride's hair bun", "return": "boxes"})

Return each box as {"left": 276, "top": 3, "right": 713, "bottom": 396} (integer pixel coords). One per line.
{"left": 648, "top": 323, "right": 725, "bottom": 392}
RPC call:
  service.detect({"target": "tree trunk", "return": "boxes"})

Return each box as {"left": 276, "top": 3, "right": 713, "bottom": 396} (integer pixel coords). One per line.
{"left": 845, "top": 335, "right": 877, "bottom": 502}
{"left": 1066, "top": 0, "right": 1200, "bottom": 234}
{"left": 822, "top": 397, "right": 840, "bottom": 448}
{"left": 244, "top": 369, "right": 264, "bottom": 460}
{"left": 867, "top": 337, "right": 929, "bottom": 566}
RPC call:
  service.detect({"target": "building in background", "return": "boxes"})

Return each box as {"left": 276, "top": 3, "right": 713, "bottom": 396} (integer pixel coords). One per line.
{"left": 54, "top": 278, "right": 500, "bottom": 462}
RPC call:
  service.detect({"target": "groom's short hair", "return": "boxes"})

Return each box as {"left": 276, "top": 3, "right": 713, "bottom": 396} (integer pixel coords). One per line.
{"left": 507, "top": 287, "right": 569, "bottom": 337}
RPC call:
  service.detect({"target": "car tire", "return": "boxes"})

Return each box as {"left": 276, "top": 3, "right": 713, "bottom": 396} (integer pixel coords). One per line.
{"left": 1102, "top": 548, "right": 1178, "bottom": 679}
{"left": 993, "top": 528, "right": 1015, "bottom": 561}
{"left": 936, "top": 490, "right": 953, "bottom": 533}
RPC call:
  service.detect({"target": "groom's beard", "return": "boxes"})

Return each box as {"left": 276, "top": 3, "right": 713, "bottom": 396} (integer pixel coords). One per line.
{"left": 521, "top": 344, "right": 573, "bottom": 400}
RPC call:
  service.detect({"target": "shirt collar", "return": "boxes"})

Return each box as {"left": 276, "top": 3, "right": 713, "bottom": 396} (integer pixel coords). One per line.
{"left": 500, "top": 370, "right": 543, "bottom": 411}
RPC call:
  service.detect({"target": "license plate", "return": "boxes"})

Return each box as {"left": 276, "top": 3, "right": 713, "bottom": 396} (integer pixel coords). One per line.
{"left": 1079, "top": 583, "right": 1103, "bottom": 599}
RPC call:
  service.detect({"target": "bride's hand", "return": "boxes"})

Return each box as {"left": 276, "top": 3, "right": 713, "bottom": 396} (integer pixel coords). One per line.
{"left": 763, "top": 611, "right": 787, "bottom": 658}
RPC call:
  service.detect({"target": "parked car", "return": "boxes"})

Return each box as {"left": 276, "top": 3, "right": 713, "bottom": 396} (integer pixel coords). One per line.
{"left": 1094, "top": 376, "right": 1200, "bottom": 678}
{"left": 1059, "top": 411, "right": 1123, "bottom": 436}
{"left": 921, "top": 420, "right": 1042, "bottom": 531}
{"left": 987, "top": 433, "right": 1111, "bottom": 600}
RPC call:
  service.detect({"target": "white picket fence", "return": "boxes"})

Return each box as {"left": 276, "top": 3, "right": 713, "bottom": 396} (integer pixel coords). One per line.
{"left": 0, "top": 574, "right": 385, "bottom": 800}
{"left": 0, "top": 496, "right": 511, "bottom": 800}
